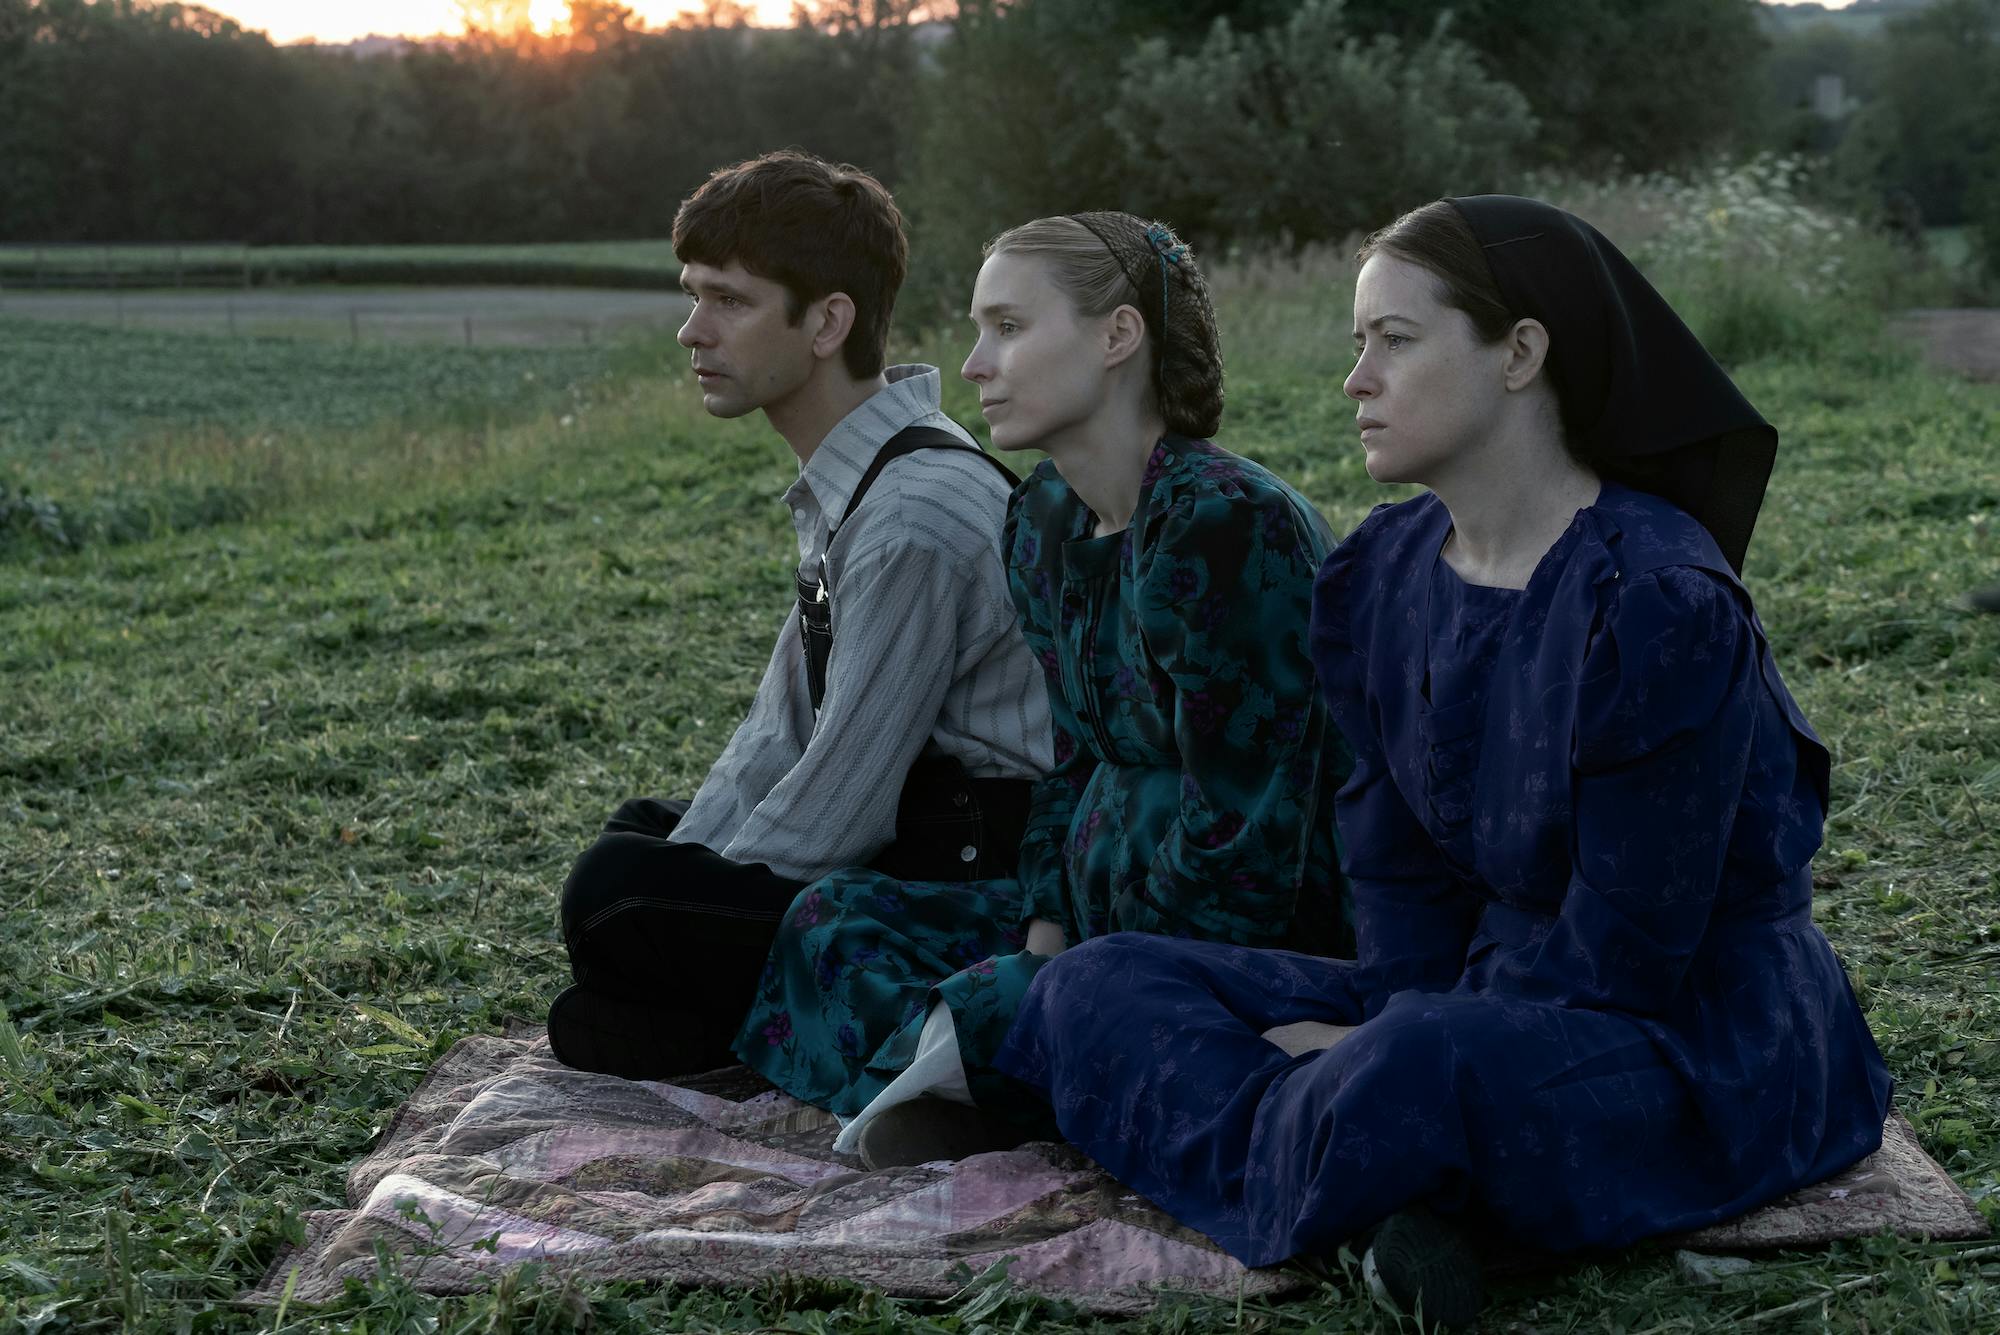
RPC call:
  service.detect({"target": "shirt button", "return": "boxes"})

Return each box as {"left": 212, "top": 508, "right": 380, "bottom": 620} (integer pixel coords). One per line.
{"left": 952, "top": 791, "right": 970, "bottom": 807}
{"left": 960, "top": 845, "right": 978, "bottom": 862}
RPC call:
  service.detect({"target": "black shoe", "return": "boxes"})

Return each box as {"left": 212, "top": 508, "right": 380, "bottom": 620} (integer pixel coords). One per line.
{"left": 854, "top": 1096, "right": 1025, "bottom": 1170}
{"left": 546, "top": 984, "right": 724, "bottom": 1081}
{"left": 1361, "top": 1208, "right": 1486, "bottom": 1331}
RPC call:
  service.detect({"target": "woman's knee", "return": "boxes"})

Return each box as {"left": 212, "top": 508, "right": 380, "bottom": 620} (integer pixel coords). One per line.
{"left": 1018, "top": 933, "right": 1191, "bottom": 1024}
{"left": 1039, "top": 932, "right": 1150, "bottom": 986}
{"left": 1316, "top": 991, "right": 1508, "bottom": 1092}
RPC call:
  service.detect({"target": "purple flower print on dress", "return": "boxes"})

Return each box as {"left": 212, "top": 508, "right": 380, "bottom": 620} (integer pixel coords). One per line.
{"left": 1198, "top": 591, "right": 1231, "bottom": 634}
{"left": 815, "top": 948, "right": 838, "bottom": 992}
{"left": 762, "top": 1011, "right": 792, "bottom": 1046}
{"left": 1194, "top": 810, "right": 1246, "bottom": 849}
{"left": 1274, "top": 702, "right": 1306, "bottom": 746}
{"left": 795, "top": 889, "right": 823, "bottom": 926}
{"left": 835, "top": 1022, "right": 862, "bottom": 1059}
{"left": 1261, "top": 502, "right": 1296, "bottom": 549}
{"left": 1182, "top": 688, "right": 1229, "bottom": 735}
{"left": 1052, "top": 730, "right": 1077, "bottom": 766}
{"left": 871, "top": 889, "right": 905, "bottom": 916}
{"left": 968, "top": 957, "right": 998, "bottom": 978}
{"left": 1168, "top": 565, "right": 1201, "bottom": 604}
{"left": 1068, "top": 809, "right": 1105, "bottom": 856}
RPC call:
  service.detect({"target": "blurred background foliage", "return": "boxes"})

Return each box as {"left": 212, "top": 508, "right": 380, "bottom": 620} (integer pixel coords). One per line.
{"left": 2, "top": 0, "right": 1999, "bottom": 309}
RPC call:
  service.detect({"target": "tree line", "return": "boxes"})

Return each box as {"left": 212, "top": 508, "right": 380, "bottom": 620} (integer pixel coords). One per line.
{"left": 2, "top": 0, "right": 1996, "bottom": 292}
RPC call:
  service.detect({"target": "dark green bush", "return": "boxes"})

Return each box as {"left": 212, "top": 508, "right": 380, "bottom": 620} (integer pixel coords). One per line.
{"left": 0, "top": 480, "right": 76, "bottom": 552}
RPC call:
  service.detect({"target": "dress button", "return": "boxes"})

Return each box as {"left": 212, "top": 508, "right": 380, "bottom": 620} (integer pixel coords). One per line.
{"left": 960, "top": 845, "right": 978, "bottom": 862}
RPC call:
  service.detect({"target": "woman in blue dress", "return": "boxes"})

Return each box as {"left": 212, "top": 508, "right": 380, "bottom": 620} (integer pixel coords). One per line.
{"left": 731, "top": 212, "right": 1351, "bottom": 1168}
{"left": 994, "top": 196, "right": 1892, "bottom": 1328}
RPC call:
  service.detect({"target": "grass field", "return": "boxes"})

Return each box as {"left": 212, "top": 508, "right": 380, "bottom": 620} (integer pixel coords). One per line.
{"left": 0, "top": 241, "right": 681, "bottom": 292}
{"left": 0, "top": 287, "right": 689, "bottom": 353}
{"left": 2, "top": 261, "right": 1999, "bottom": 1333}
{"left": 0, "top": 321, "right": 618, "bottom": 451}
{"left": 0, "top": 320, "right": 641, "bottom": 551}
{"left": 0, "top": 241, "right": 682, "bottom": 273}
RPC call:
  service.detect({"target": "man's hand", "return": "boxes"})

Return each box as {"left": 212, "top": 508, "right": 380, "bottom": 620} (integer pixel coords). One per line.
{"left": 1024, "top": 918, "right": 1069, "bottom": 958}
{"left": 1261, "top": 1020, "right": 1355, "bottom": 1058}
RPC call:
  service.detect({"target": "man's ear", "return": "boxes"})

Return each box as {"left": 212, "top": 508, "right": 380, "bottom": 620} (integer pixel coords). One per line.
{"left": 813, "top": 292, "right": 858, "bottom": 363}
{"left": 1102, "top": 303, "right": 1147, "bottom": 371}
{"left": 1502, "top": 317, "right": 1551, "bottom": 392}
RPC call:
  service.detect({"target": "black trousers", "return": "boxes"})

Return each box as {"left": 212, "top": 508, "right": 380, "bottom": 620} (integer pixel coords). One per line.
{"left": 558, "top": 798, "right": 807, "bottom": 1075}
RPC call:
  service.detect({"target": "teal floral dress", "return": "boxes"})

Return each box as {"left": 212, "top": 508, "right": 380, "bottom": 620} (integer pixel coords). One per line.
{"left": 732, "top": 437, "right": 1352, "bottom": 1116}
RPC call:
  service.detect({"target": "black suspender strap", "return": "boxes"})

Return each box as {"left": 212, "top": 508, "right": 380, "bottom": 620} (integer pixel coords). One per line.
{"left": 797, "top": 425, "right": 1019, "bottom": 715}
{"left": 837, "top": 426, "right": 1019, "bottom": 534}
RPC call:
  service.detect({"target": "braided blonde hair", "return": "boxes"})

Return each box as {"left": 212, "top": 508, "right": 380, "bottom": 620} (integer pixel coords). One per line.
{"left": 983, "top": 212, "right": 1224, "bottom": 439}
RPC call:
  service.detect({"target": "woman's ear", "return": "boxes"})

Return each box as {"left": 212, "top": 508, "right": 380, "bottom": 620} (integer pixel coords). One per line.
{"left": 1102, "top": 303, "right": 1149, "bottom": 371}
{"left": 1502, "top": 317, "right": 1551, "bottom": 392}
{"left": 812, "top": 292, "right": 858, "bottom": 363}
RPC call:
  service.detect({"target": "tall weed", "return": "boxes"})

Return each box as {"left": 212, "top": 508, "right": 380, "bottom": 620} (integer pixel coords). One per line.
{"left": 1538, "top": 155, "right": 1947, "bottom": 367}
{"left": 1162, "top": 157, "right": 1949, "bottom": 385}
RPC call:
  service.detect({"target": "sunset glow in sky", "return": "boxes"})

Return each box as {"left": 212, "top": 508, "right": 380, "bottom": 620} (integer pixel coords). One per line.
{"left": 211, "top": 0, "right": 1857, "bottom": 46}
{"left": 212, "top": 0, "right": 798, "bottom": 45}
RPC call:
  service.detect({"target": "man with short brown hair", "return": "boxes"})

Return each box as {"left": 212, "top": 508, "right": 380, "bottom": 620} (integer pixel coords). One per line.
{"left": 550, "top": 151, "right": 1050, "bottom": 1081}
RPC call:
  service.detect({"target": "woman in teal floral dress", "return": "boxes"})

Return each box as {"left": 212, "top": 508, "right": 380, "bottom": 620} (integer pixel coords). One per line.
{"left": 733, "top": 212, "right": 1351, "bottom": 1165}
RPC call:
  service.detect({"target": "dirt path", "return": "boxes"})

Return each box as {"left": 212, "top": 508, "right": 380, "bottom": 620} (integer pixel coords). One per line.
{"left": 0, "top": 285, "right": 689, "bottom": 347}
{"left": 1893, "top": 308, "right": 2000, "bottom": 382}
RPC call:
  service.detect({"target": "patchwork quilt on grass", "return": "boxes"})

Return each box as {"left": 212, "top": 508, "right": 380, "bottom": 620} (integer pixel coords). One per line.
{"left": 249, "top": 1031, "right": 1986, "bottom": 1313}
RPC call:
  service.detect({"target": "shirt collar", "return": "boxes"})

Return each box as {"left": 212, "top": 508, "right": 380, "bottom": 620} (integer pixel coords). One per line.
{"left": 794, "top": 365, "right": 948, "bottom": 532}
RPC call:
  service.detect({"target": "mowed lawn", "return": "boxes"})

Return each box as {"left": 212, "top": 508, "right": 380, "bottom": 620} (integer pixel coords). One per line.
{"left": 2, "top": 293, "right": 1999, "bottom": 1331}
{"left": 0, "top": 239, "right": 684, "bottom": 277}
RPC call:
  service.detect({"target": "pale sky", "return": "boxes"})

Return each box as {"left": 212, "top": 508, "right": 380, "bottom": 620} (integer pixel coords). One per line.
{"left": 214, "top": 1, "right": 796, "bottom": 45}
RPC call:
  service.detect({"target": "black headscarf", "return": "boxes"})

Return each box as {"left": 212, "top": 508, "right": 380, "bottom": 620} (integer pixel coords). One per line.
{"left": 1446, "top": 195, "right": 1777, "bottom": 573}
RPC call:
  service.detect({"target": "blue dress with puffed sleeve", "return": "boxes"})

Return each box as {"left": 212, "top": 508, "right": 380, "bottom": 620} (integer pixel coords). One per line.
{"left": 994, "top": 483, "right": 1892, "bottom": 1265}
